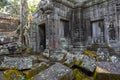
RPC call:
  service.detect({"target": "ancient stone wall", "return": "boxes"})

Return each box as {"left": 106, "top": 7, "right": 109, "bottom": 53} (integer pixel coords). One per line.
{"left": 30, "top": 0, "right": 73, "bottom": 52}
{"left": 82, "top": 0, "right": 119, "bottom": 45}
{"left": 30, "top": 0, "right": 120, "bottom": 52}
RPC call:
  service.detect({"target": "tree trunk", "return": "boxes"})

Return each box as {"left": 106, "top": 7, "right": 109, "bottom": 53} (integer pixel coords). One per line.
{"left": 20, "top": 0, "right": 29, "bottom": 45}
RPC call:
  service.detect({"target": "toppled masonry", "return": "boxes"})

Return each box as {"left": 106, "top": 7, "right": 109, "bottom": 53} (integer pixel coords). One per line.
{"left": 33, "top": 63, "right": 73, "bottom": 80}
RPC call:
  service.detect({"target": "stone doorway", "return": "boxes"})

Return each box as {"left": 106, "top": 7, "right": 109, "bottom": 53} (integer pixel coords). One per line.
{"left": 91, "top": 20, "right": 105, "bottom": 43}
{"left": 60, "top": 20, "right": 70, "bottom": 40}
{"left": 39, "top": 23, "right": 46, "bottom": 51}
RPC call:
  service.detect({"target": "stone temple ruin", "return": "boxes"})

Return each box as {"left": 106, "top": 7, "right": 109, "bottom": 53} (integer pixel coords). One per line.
{"left": 30, "top": 0, "right": 120, "bottom": 53}
{"left": 0, "top": 0, "right": 120, "bottom": 80}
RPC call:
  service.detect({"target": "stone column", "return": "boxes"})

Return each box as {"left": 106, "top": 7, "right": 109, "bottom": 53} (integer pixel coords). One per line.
{"left": 30, "top": 22, "right": 38, "bottom": 52}
{"left": 72, "top": 7, "right": 83, "bottom": 47}
{"left": 46, "top": 14, "right": 54, "bottom": 50}
{"left": 54, "top": 13, "right": 61, "bottom": 49}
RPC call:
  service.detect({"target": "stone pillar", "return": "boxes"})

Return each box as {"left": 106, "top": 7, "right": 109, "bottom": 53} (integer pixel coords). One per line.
{"left": 54, "top": 13, "right": 61, "bottom": 49}
{"left": 30, "top": 22, "right": 38, "bottom": 52}
{"left": 46, "top": 14, "right": 54, "bottom": 50}
{"left": 72, "top": 7, "right": 83, "bottom": 47}
{"left": 46, "top": 15, "right": 50, "bottom": 49}
{"left": 119, "top": 15, "right": 120, "bottom": 42}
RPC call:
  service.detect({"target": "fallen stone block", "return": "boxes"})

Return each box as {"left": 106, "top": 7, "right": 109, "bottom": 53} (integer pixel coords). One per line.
{"left": 96, "top": 62, "right": 120, "bottom": 80}
{"left": 110, "top": 55, "right": 120, "bottom": 63}
{"left": 0, "top": 48, "right": 9, "bottom": 55}
{"left": 0, "top": 71, "right": 5, "bottom": 80}
{"left": 0, "top": 56, "right": 33, "bottom": 70}
{"left": 4, "top": 42, "right": 21, "bottom": 54}
{"left": 81, "top": 55, "right": 96, "bottom": 73}
{"left": 23, "top": 62, "right": 49, "bottom": 79}
{"left": 33, "top": 63, "right": 73, "bottom": 80}
{"left": 0, "top": 37, "right": 12, "bottom": 44}
{"left": 96, "top": 62, "right": 120, "bottom": 74}
{"left": 60, "top": 38, "right": 69, "bottom": 50}
{"left": 49, "top": 49, "right": 68, "bottom": 61}
{"left": 4, "top": 70, "right": 23, "bottom": 80}
{"left": 72, "top": 69, "right": 84, "bottom": 80}
{"left": 95, "top": 62, "right": 120, "bottom": 80}
{"left": 97, "top": 48, "right": 110, "bottom": 61}
{"left": 43, "top": 49, "right": 50, "bottom": 57}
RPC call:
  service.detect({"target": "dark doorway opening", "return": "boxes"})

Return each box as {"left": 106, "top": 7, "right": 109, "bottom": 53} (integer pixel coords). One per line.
{"left": 91, "top": 20, "right": 105, "bottom": 43}
{"left": 39, "top": 23, "right": 46, "bottom": 51}
{"left": 60, "top": 20, "right": 70, "bottom": 39}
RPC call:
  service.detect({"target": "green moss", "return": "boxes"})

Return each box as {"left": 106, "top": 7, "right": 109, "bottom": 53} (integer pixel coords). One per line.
{"left": 23, "top": 64, "right": 49, "bottom": 79}
{"left": 60, "top": 75, "right": 69, "bottom": 80}
{"left": 83, "top": 50, "right": 96, "bottom": 58}
{"left": 4, "top": 70, "right": 22, "bottom": 80}
{"left": 73, "top": 69, "right": 84, "bottom": 80}
{"left": 26, "top": 47, "right": 33, "bottom": 54}
{"left": 59, "top": 53, "right": 67, "bottom": 63}
{"left": 15, "top": 46, "right": 27, "bottom": 54}
{"left": 82, "top": 78, "right": 89, "bottom": 80}
{"left": 92, "top": 68, "right": 97, "bottom": 80}
{"left": 74, "top": 60, "right": 83, "bottom": 67}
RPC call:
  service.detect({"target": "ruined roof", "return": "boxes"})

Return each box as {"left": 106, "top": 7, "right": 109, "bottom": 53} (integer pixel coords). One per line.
{"left": 0, "top": 13, "right": 19, "bottom": 20}
{"left": 69, "top": 0, "right": 87, "bottom": 3}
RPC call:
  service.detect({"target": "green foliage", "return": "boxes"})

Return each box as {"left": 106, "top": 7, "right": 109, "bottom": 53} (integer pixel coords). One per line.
{"left": 27, "top": 0, "right": 39, "bottom": 13}
{"left": 0, "top": 0, "right": 9, "bottom": 7}
{"left": 0, "top": 0, "right": 39, "bottom": 15}
{"left": 0, "top": 0, "right": 20, "bottom": 15}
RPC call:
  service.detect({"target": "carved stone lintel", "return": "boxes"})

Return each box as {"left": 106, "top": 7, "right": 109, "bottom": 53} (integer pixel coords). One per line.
{"left": 56, "top": 0, "right": 74, "bottom": 8}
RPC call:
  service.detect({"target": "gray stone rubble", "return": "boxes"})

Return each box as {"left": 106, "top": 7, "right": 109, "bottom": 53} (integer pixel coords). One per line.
{"left": 97, "top": 62, "right": 120, "bottom": 74}
{"left": 81, "top": 55, "right": 96, "bottom": 72}
{"left": 97, "top": 48, "right": 110, "bottom": 61}
{"left": 33, "top": 63, "right": 73, "bottom": 80}
{"left": 0, "top": 56, "right": 33, "bottom": 70}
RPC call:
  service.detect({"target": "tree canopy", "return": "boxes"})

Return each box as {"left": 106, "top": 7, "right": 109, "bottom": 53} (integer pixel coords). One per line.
{"left": 0, "top": 0, "right": 39, "bottom": 15}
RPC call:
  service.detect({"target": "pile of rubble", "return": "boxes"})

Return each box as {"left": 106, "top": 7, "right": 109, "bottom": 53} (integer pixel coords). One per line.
{"left": 40, "top": 47, "right": 120, "bottom": 80}
{"left": 0, "top": 37, "right": 120, "bottom": 80}
{"left": 0, "top": 47, "right": 120, "bottom": 80}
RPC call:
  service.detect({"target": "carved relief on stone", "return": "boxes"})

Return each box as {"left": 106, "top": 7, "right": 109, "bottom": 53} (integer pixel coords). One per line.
{"left": 40, "top": 0, "right": 50, "bottom": 7}
{"left": 108, "top": 22, "right": 116, "bottom": 40}
{"left": 38, "top": 0, "right": 53, "bottom": 14}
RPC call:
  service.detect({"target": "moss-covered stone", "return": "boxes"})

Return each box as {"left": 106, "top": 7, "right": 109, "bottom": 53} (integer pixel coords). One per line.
{"left": 4, "top": 70, "right": 22, "bottom": 80}
{"left": 73, "top": 69, "right": 84, "bottom": 80}
{"left": 23, "top": 64, "right": 48, "bottom": 80}
{"left": 74, "top": 60, "right": 83, "bottom": 67}
{"left": 60, "top": 75, "right": 69, "bottom": 80}
{"left": 26, "top": 47, "right": 33, "bottom": 54}
{"left": 83, "top": 50, "right": 96, "bottom": 58}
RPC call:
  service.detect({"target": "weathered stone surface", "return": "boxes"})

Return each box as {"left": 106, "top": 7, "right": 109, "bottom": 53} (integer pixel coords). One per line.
{"left": 97, "top": 62, "right": 120, "bottom": 74}
{"left": 43, "top": 49, "right": 50, "bottom": 57}
{"left": 23, "top": 62, "right": 49, "bottom": 79}
{"left": 4, "top": 70, "right": 23, "bottom": 80}
{"left": 60, "top": 38, "right": 69, "bottom": 50}
{"left": 0, "top": 36, "right": 13, "bottom": 44}
{"left": 0, "top": 48, "right": 9, "bottom": 55}
{"left": 49, "top": 49, "right": 68, "bottom": 61}
{"left": 4, "top": 41, "right": 22, "bottom": 54}
{"left": 0, "top": 56, "right": 33, "bottom": 70}
{"left": 0, "top": 42, "right": 20, "bottom": 55}
{"left": 97, "top": 48, "right": 110, "bottom": 61}
{"left": 33, "top": 63, "right": 73, "bottom": 80}
{"left": 110, "top": 55, "right": 120, "bottom": 63}
{"left": 96, "top": 62, "right": 120, "bottom": 80}
{"left": 81, "top": 55, "right": 96, "bottom": 72}
{"left": 65, "top": 53, "right": 75, "bottom": 64}
{"left": 0, "top": 71, "right": 5, "bottom": 80}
